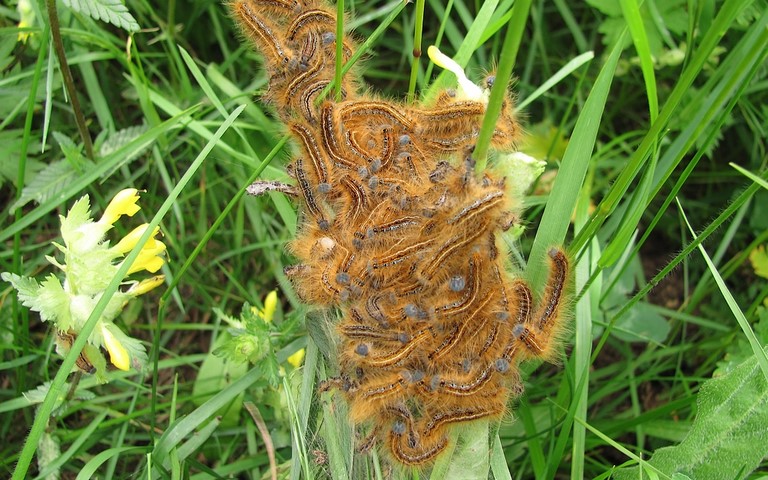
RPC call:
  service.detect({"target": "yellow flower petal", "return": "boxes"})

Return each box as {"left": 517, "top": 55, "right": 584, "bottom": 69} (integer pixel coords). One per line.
{"left": 101, "top": 325, "right": 130, "bottom": 371}
{"left": 125, "top": 241, "right": 167, "bottom": 274}
{"left": 262, "top": 290, "right": 278, "bottom": 323}
{"left": 129, "top": 275, "right": 166, "bottom": 296}
{"left": 127, "top": 253, "right": 165, "bottom": 275}
{"left": 287, "top": 348, "right": 305, "bottom": 368}
{"left": 112, "top": 224, "right": 160, "bottom": 254}
{"left": 17, "top": 0, "right": 34, "bottom": 43}
{"left": 100, "top": 188, "right": 141, "bottom": 225}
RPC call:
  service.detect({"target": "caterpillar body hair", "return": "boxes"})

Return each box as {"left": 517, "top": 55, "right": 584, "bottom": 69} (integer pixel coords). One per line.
{"left": 231, "top": 0, "right": 570, "bottom": 468}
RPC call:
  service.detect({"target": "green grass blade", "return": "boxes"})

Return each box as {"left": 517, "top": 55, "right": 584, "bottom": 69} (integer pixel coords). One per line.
{"left": 152, "top": 366, "right": 262, "bottom": 469}
{"left": 406, "top": 0, "right": 426, "bottom": 102}
{"left": 167, "top": 416, "right": 221, "bottom": 468}
{"left": 731, "top": 163, "right": 768, "bottom": 191}
{"left": 620, "top": 0, "right": 659, "bottom": 121}
{"left": 570, "top": 172, "right": 599, "bottom": 480}
{"left": 473, "top": 0, "right": 531, "bottom": 171}
{"left": 289, "top": 341, "right": 317, "bottom": 480}
{"left": 178, "top": 46, "right": 227, "bottom": 118}
{"left": 517, "top": 51, "right": 594, "bottom": 110}
{"left": 570, "top": 0, "right": 757, "bottom": 255}
{"left": 678, "top": 200, "right": 768, "bottom": 380}
{"left": 576, "top": 417, "right": 671, "bottom": 480}
{"left": 76, "top": 447, "right": 147, "bottom": 480}
{"left": 489, "top": 433, "right": 512, "bottom": 480}
{"left": 526, "top": 30, "right": 626, "bottom": 290}
{"left": 33, "top": 411, "right": 108, "bottom": 480}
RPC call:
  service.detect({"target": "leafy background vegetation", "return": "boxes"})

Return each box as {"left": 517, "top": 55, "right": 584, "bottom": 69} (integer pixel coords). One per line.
{"left": 1, "top": 0, "right": 767, "bottom": 478}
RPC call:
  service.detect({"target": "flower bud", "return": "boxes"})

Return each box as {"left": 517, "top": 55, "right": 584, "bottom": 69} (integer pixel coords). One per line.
{"left": 128, "top": 275, "right": 166, "bottom": 296}
{"left": 100, "top": 189, "right": 141, "bottom": 226}
{"left": 288, "top": 348, "right": 305, "bottom": 368}
{"left": 101, "top": 324, "right": 130, "bottom": 371}
{"left": 262, "top": 290, "right": 278, "bottom": 323}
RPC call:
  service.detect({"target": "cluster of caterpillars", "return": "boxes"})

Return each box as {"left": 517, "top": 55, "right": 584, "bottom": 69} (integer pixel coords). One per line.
{"left": 230, "top": 0, "right": 569, "bottom": 467}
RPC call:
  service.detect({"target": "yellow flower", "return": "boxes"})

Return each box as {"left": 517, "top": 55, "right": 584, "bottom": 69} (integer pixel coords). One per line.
{"left": 17, "top": 0, "right": 34, "bottom": 43}
{"left": 287, "top": 348, "right": 305, "bottom": 368}
{"left": 128, "top": 275, "right": 166, "bottom": 296}
{"left": 101, "top": 324, "right": 130, "bottom": 371}
{"left": 252, "top": 290, "right": 278, "bottom": 323}
{"left": 99, "top": 189, "right": 141, "bottom": 226}
{"left": 262, "top": 290, "right": 278, "bottom": 323}
{"left": 112, "top": 224, "right": 160, "bottom": 254}
{"left": 125, "top": 240, "right": 167, "bottom": 274}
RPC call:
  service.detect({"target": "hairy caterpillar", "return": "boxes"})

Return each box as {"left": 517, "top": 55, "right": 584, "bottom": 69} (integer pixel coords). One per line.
{"left": 230, "top": 0, "right": 570, "bottom": 468}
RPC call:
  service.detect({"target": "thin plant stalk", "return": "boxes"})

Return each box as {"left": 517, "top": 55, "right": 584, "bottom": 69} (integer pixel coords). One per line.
{"left": 407, "top": 0, "right": 426, "bottom": 103}
{"left": 473, "top": 0, "right": 532, "bottom": 173}
{"left": 335, "top": 0, "right": 345, "bottom": 101}
{"left": 46, "top": 0, "right": 94, "bottom": 160}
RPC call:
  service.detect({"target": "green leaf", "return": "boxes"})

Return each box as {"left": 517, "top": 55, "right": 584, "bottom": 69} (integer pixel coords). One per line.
{"left": 76, "top": 447, "right": 146, "bottom": 480}
{"left": 2, "top": 272, "right": 72, "bottom": 328}
{"left": 613, "top": 347, "right": 768, "bottom": 480}
{"left": 59, "top": 194, "right": 93, "bottom": 237}
{"left": 170, "top": 417, "right": 221, "bottom": 468}
{"left": 61, "top": 0, "right": 140, "bottom": 33}
{"left": 98, "top": 124, "right": 151, "bottom": 177}
{"left": 717, "top": 309, "right": 768, "bottom": 376}
{"left": 154, "top": 366, "right": 263, "bottom": 472}
{"left": 526, "top": 29, "right": 626, "bottom": 290}
{"left": 8, "top": 159, "right": 90, "bottom": 213}
{"left": 611, "top": 301, "right": 670, "bottom": 344}
{"left": 191, "top": 331, "right": 249, "bottom": 426}
{"left": 1, "top": 273, "right": 41, "bottom": 308}
{"left": 444, "top": 421, "right": 492, "bottom": 480}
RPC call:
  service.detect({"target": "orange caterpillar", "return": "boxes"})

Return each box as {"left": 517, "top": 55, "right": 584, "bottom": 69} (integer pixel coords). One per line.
{"left": 230, "top": 0, "right": 569, "bottom": 467}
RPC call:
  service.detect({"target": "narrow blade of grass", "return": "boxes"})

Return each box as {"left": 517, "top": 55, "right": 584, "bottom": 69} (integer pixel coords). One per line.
{"left": 731, "top": 163, "right": 768, "bottom": 191}
{"left": 76, "top": 447, "right": 147, "bottom": 480}
{"left": 526, "top": 30, "right": 626, "bottom": 290}
{"left": 517, "top": 51, "right": 594, "bottom": 110}
{"left": 571, "top": 0, "right": 758, "bottom": 255}
{"left": 678, "top": 199, "right": 768, "bottom": 380}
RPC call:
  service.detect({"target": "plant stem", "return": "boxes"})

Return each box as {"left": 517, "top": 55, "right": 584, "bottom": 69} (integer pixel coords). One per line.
{"left": 46, "top": 0, "right": 94, "bottom": 160}
{"left": 407, "top": 0, "right": 426, "bottom": 103}
{"left": 473, "top": 0, "right": 532, "bottom": 173}
{"left": 335, "top": 0, "right": 345, "bottom": 101}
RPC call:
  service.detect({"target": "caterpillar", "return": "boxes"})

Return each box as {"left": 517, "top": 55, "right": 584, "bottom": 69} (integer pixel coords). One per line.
{"left": 230, "top": 0, "right": 570, "bottom": 468}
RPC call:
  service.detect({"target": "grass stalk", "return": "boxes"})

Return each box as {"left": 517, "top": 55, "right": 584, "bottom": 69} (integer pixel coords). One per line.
{"left": 45, "top": 0, "right": 94, "bottom": 160}
{"left": 473, "top": 0, "right": 531, "bottom": 173}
